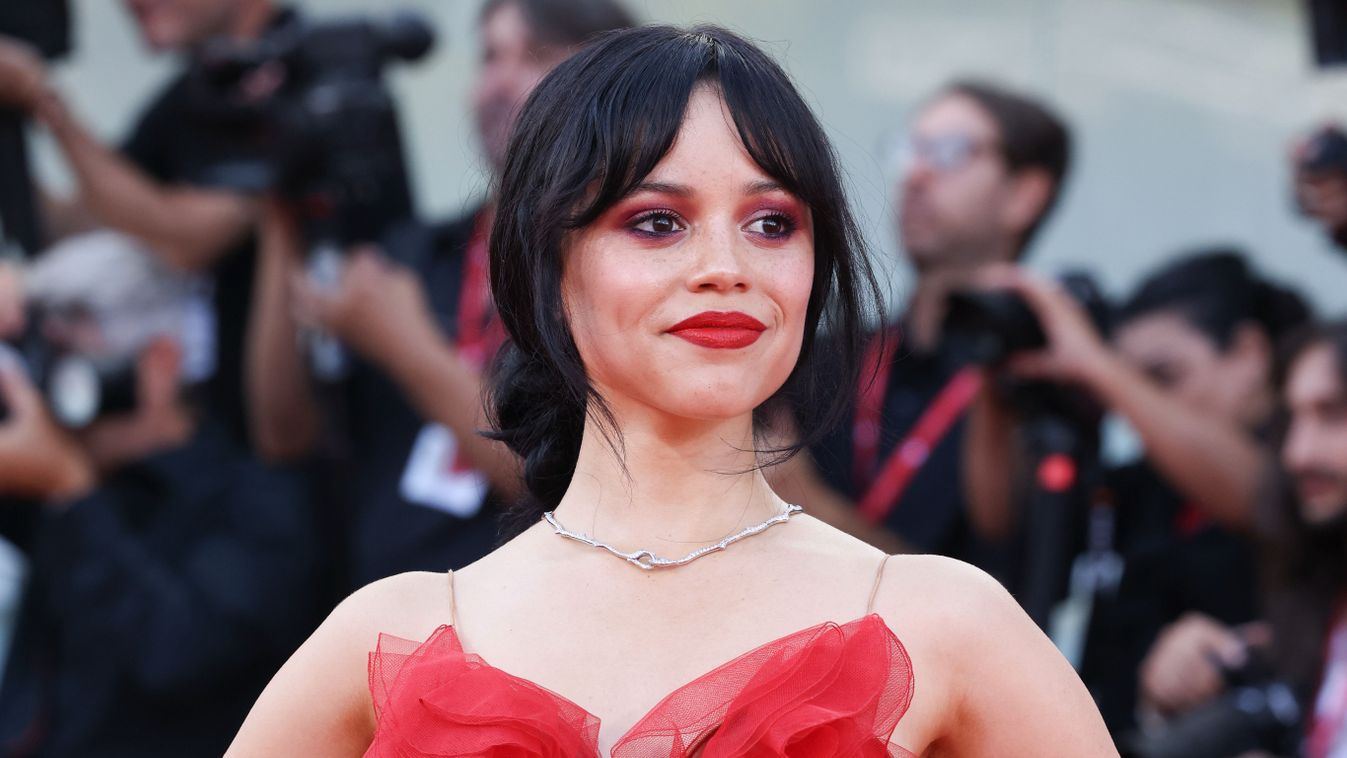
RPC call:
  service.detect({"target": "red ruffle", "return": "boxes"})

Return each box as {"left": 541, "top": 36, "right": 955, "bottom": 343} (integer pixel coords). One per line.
{"left": 366, "top": 627, "right": 601, "bottom": 756}
{"left": 366, "top": 615, "right": 915, "bottom": 757}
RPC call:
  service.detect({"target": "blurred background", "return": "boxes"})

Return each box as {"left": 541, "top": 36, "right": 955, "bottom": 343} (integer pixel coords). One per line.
{"left": 6, "top": 1, "right": 1347, "bottom": 756}
{"left": 40, "top": 0, "right": 1347, "bottom": 311}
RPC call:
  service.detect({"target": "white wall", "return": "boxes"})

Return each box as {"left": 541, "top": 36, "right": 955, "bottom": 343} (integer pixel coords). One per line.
{"left": 33, "top": 0, "right": 1347, "bottom": 312}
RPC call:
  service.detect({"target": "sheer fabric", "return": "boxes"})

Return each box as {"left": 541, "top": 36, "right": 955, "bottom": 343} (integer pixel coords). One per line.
{"left": 365, "top": 614, "right": 916, "bottom": 757}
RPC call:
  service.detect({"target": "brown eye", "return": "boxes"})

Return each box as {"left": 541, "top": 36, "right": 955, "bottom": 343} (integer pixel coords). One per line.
{"left": 747, "top": 214, "right": 794, "bottom": 238}
{"left": 631, "top": 211, "right": 685, "bottom": 236}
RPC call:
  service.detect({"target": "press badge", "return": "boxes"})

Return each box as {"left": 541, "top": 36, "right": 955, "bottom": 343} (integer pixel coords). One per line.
{"left": 399, "top": 423, "right": 488, "bottom": 518}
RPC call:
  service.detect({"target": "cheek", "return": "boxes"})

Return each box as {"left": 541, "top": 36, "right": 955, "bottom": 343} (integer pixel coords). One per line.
{"left": 561, "top": 247, "right": 668, "bottom": 375}
{"left": 764, "top": 253, "right": 815, "bottom": 346}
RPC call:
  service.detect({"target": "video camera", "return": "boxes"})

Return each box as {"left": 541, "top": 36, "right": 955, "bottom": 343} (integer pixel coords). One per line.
{"left": 189, "top": 10, "right": 434, "bottom": 248}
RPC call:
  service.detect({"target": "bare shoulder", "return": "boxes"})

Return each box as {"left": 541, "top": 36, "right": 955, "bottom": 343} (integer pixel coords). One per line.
{"left": 224, "top": 571, "right": 453, "bottom": 757}
{"left": 870, "top": 555, "right": 1117, "bottom": 756}
{"left": 868, "top": 554, "right": 1035, "bottom": 670}
{"left": 874, "top": 554, "right": 1012, "bottom": 622}
{"left": 336, "top": 570, "right": 456, "bottom": 640}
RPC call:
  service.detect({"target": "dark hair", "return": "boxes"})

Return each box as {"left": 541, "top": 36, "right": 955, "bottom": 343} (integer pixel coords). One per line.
{"left": 487, "top": 26, "right": 881, "bottom": 531}
{"left": 479, "top": 0, "right": 636, "bottom": 49}
{"left": 1117, "top": 248, "right": 1312, "bottom": 350}
{"left": 941, "top": 79, "right": 1072, "bottom": 256}
{"left": 1262, "top": 321, "right": 1347, "bottom": 696}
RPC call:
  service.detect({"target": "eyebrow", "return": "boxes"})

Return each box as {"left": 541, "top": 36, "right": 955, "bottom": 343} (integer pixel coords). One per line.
{"left": 627, "top": 179, "right": 791, "bottom": 199}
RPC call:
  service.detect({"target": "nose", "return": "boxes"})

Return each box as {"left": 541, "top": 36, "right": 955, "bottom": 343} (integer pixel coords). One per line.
{"left": 901, "top": 159, "right": 934, "bottom": 197}
{"left": 685, "top": 221, "right": 750, "bottom": 293}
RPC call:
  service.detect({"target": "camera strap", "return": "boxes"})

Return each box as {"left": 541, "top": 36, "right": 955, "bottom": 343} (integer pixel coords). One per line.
{"left": 852, "top": 327, "right": 983, "bottom": 525}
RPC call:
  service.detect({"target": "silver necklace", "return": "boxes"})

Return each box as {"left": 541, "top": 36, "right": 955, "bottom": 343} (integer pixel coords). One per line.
{"left": 542, "top": 503, "right": 803, "bottom": 571}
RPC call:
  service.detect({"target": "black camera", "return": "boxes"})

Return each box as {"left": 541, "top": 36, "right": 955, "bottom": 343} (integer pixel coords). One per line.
{"left": 189, "top": 10, "right": 435, "bottom": 247}
{"left": 0, "top": 312, "right": 135, "bottom": 429}
{"left": 1121, "top": 658, "right": 1303, "bottom": 758}
{"left": 942, "top": 272, "right": 1112, "bottom": 367}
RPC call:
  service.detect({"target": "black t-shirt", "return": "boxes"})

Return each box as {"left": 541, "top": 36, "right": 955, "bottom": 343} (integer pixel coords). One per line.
{"left": 120, "top": 72, "right": 256, "bottom": 447}
{"left": 1078, "top": 462, "right": 1260, "bottom": 736}
{"left": 338, "top": 209, "right": 501, "bottom": 589}
{"left": 118, "top": 8, "right": 298, "bottom": 446}
{"left": 807, "top": 331, "right": 981, "bottom": 561}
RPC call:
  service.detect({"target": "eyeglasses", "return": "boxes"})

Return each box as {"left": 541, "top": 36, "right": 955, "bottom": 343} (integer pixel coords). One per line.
{"left": 879, "top": 131, "right": 1001, "bottom": 175}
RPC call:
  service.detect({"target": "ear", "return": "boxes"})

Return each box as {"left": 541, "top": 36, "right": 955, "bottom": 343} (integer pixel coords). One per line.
{"left": 136, "top": 337, "right": 183, "bottom": 412}
{"left": 999, "top": 168, "right": 1054, "bottom": 240}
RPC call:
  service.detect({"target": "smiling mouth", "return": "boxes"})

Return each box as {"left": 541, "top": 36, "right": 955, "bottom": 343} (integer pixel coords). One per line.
{"left": 667, "top": 311, "right": 767, "bottom": 350}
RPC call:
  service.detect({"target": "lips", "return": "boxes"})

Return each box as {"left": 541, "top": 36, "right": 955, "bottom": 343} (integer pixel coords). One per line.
{"left": 667, "top": 311, "right": 767, "bottom": 349}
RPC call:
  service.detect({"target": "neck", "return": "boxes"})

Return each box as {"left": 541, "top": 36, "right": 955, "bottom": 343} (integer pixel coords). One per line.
{"left": 552, "top": 402, "right": 786, "bottom": 554}
{"left": 905, "top": 261, "right": 1000, "bottom": 352}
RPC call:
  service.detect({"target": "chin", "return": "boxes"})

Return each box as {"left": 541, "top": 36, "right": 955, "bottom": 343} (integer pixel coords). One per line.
{"left": 1302, "top": 497, "right": 1347, "bottom": 527}
{"left": 645, "top": 379, "right": 777, "bottom": 424}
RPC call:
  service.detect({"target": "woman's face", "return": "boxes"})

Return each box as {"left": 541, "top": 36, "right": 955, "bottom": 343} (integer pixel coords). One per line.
{"left": 561, "top": 85, "right": 815, "bottom": 426}
{"left": 1114, "top": 310, "right": 1270, "bottom": 428}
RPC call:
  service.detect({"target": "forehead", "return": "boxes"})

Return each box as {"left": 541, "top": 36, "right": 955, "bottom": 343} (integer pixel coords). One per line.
{"left": 643, "top": 86, "right": 774, "bottom": 186}
{"left": 1286, "top": 344, "right": 1346, "bottom": 407}
{"left": 1115, "top": 311, "right": 1210, "bottom": 354}
{"left": 481, "top": 2, "right": 532, "bottom": 47}
{"left": 913, "top": 93, "right": 998, "bottom": 141}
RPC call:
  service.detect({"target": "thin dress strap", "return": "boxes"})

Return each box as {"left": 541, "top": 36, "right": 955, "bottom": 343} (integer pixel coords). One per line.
{"left": 865, "top": 554, "right": 891, "bottom": 616}
{"left": 446, "top": 570, "right": 457, "bottom": 627}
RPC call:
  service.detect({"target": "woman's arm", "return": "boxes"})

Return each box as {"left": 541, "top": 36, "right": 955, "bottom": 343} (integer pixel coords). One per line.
{"left": 878, "top": 556, "right": 1118, "bottom": 756}
{"left": 226, "top": 572, "right": 445, "bottom": 756}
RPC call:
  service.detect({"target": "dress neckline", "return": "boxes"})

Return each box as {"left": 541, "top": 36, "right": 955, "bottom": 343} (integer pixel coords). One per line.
{"left": 373, "top": 612, "right": 908, "bottom": 751}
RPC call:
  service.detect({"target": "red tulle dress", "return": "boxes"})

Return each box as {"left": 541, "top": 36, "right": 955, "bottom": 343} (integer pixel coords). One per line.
{"left": 365, "top": 557, "right": 917, "bottom": 757}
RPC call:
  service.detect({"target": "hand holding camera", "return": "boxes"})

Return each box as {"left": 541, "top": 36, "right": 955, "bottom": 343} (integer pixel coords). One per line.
{"left": 290, "top": 246, "right": 439, "bottom": 374}
{"left": 0, "top": 356, "right": 94, "bottom": 502}
{"left": 974, "top": 265, "right": 1115, "bottom": 386}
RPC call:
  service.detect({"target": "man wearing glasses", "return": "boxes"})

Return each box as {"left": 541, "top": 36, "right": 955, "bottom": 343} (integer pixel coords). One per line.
{"left": 775, "top": 80, "right": 1072, "bottom": 567}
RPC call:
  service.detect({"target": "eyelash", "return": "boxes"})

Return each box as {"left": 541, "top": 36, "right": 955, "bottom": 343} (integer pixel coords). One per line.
{"left": 626, "top": 209, "right": 799, "bottom": 240}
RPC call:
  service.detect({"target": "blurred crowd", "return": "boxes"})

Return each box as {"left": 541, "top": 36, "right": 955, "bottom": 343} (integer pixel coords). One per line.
{"left": 1, "top": 1, "right": 1346, "bottom": 757}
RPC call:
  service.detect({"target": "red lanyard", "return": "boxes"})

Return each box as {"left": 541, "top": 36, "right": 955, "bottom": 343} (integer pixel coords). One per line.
{"left": 851, "top": 327, "right": 983, "bottom": 526}
{"left": 455, "top": 209, "right": 506, "bottom": 370}
{"left": 1310, "top": 600, "right": 1347, "bottom": 758}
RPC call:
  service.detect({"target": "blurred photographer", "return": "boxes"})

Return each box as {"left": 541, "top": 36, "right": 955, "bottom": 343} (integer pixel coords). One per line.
{"left": 964, "top": 251, "right": 1311, "bottom": 736}
{"left": 0, "top": 233, "right": 323, "bottom": 757}
{"left": 1293, "top": 124, "right": 1347, "bottom": 253}
{"left": 246, "top": 0, "right": 634, "bottom": 588}
{"left": 772, "top": 80, "right": 1071, "bottom": 561}
{"left": 0, "top": 0, "right": 287, "bottom": 443}
{"left": 1132, "top": 320, "right": 1347, "bottom": 758}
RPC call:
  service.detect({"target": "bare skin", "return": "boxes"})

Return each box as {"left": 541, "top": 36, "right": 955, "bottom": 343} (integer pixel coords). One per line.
{"left": 227, "top": 86, "right": 1115, "bottom": 758}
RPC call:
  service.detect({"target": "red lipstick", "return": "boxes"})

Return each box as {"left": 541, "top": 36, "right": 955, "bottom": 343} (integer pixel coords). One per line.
{"left": 667, "top": 311, "right": 767, "bottom": 349}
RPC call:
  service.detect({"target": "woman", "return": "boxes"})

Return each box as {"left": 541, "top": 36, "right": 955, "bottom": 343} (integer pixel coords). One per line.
{"left": 227, "top": 26, "right": 1112, "bottom": 756}
{"left": 964, "top": 251, "right": 1311, "bottom": 734}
